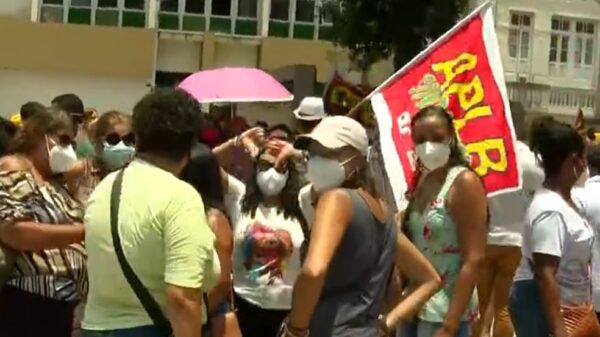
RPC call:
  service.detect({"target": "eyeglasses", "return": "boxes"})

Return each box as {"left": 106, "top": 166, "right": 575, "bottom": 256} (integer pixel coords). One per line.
{"left": 104, "top": 132, "right": 135, "bottom": 146}
{"left": 46, "top": 134, "right": 74, "bottom": 149}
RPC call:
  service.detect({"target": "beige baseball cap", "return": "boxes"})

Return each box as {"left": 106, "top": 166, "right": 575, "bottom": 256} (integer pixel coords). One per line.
{"left": 295, "top": 115, "right": 368, "bottom": 155}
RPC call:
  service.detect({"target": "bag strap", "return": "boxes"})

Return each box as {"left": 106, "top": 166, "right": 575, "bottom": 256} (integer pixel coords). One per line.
{"left": 110, "top": 169, "right": 173, "bottom": 336}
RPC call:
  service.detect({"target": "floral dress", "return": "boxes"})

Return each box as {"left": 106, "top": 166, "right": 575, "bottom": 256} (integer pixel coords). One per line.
{"left": 406, "top": 166, "right": 478, "bottom": 323}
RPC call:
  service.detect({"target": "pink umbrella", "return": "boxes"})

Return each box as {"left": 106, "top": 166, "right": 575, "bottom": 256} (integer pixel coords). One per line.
{"left": 178, "top": 67, "right": 294, "bottom": 103}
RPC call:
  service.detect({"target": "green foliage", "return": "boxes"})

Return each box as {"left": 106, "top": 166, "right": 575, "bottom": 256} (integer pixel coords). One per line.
{"left": 324, "top": 0, "right": 469, "bottom": 71}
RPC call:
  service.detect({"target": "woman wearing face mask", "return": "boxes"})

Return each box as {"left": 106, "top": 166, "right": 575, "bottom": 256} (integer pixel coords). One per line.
{"left": 0, "top": 110, "right": 86, "bottom": 337}
{"left": 510, "top": 118, "right": 599, "bottom": 337}
{"left": 67, "top": 111, "right": 134, "bottom": 203}
{"left": 212, "top": 127, "right": 308, "bottom": 337}
{"left": 401, "top": 106, "right": 488, "bottom": 337}
{"left": 282, "top": 116, "right": 442, "bottom": 337}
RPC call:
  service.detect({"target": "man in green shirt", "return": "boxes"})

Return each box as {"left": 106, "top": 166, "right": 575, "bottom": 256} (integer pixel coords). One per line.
{"left": 83, "top": 89, "right": 219, "bottom": 337}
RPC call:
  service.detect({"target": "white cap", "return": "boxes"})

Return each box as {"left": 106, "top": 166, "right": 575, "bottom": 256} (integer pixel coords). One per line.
{"left": 293, "top": 97, "right": 326, "bottom": 121}
{"left": 295, "top": 116, "right": 368, "bottom": 155}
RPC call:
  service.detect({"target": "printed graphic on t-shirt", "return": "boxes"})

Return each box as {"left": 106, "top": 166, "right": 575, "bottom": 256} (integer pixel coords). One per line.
{"left": 241, "top": 222, "right": 293, "bottom": 285}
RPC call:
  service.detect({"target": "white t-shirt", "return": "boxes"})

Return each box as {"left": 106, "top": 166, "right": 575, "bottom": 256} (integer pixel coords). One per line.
{"left": 487, "top": 141, "right": 544, "bottom": 247}
{"left": 298, "top": 184, "right": 314, "bottom": 227}
{"left": 573, "top": 176, "right": 600, "bottom": 309}
{"left": 514, "top": 188, "right": 594, "bottom": 305}
{"left": 225, "top": 175, "right": 305, "bottom": 310}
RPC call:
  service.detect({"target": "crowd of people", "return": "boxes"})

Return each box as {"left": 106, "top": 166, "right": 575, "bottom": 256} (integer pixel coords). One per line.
{"left": 0, "top": 88, "right": 600, "bottom": 337}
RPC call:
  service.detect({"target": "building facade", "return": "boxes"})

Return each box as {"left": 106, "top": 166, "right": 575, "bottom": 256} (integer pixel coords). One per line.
{"left": 0, "top": 0, "right": 394, "bottom": 126}
{"left": 472, "top": 0, "right": 600, "bottom": 124}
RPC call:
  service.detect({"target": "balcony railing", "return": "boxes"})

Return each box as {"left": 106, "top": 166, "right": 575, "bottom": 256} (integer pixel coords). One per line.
{"left": 507, "top": 82, "right": 597, "bottom": 116}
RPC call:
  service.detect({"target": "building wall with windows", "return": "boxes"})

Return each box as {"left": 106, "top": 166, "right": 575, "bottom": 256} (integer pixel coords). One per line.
{"left": 473, "top": 0, "right": 600, "bottom": 120}
{"left": 0, "top": 0, "right": 394, "bottom": 121}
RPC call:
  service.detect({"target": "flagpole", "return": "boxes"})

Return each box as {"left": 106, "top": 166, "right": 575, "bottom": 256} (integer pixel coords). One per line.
{"left": 346, "top": 0, "right": 493, "bottom": 119}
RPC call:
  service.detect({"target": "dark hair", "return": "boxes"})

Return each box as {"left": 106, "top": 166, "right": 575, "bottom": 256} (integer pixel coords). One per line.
{"left": 255, "top": 121, "right": 269, "bottom": 129}
{"left": 133, "top": 89, "right": 203, "bottom": 161}
{"left": 94, "top": 110, "right": 131, "bottom": 145}
{"left": 12, "top": 110, "right": 73, "bottom": 154}
{"left": 587, "top": 128, "right": 597, "bottom": 141}
{"left": 52, "top": 94, "right": 84, "bottom": 116}
{"left": 529, "top": 117, "right": 585, "bottom": 178}
{"left": 403, "top": 106, "right": 486, "bottom": 238}
{"left": 267, "top": 123, "right": 294, "bottom": 142}
{"left": 20, "top": 102, "right": 47, "bottom": 121}
{"left": 180, "top": 142, "right": 226, "bottom": 212}
{"left": 0, "top": 117, "right": 18, "bottom": 156}
{"left": 411, "top": 106, "right": 471, "bottom": 174}
{"left": 241, "top": 148, "right": 305, "bottom": 224}
{"left": 588, "top": 144, "right": 600, "bottom": 176}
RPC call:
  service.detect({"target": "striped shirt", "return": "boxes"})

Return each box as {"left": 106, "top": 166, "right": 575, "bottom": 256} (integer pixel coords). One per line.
{"left": 0, "top": 170, "right": 87, "bottom": 301}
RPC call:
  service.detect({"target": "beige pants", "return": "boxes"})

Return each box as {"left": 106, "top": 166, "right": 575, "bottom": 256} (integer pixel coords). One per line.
{"left": 472, "top": 245, "right": 521, "bottom": 337}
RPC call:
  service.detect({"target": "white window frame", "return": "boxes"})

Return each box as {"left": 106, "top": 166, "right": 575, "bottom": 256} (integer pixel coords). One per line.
{"left": 574, "top": 20, "right": 596, "bottom": 68}
{"left": 158, "top": 0, "right": 209, "bottom": 31}
{"left": 507, "top": 12, "right": 533, "bottom": 61}
{"left": 38, "top": 0, "right": 148, "bottom": 26}
{"left": 549, "top": 16, "right": 572, "bottom": 75}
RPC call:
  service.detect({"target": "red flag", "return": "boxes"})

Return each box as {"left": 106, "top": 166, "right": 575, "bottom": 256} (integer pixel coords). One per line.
{"left": 323, "top": 72, "right": 372, "bottom": 115}
{"left": 369, "top": 3, "right": 519, "bottom": 209}
{"left": 575, "top": 108, "right": 585, "bottom": 133}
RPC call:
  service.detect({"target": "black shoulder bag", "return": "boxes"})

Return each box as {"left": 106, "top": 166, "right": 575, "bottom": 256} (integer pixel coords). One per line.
{"left": 110, "top": 169, "right": 173, "bottom": 336}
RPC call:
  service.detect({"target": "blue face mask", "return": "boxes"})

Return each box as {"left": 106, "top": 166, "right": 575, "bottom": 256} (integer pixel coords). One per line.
{"left": 102, "top": 141, "right": 135, "bottom": 170}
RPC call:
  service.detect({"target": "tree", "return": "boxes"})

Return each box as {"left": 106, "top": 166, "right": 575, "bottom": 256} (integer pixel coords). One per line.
{"left": 324, "top": 0, "right": 469, "bottom": 72}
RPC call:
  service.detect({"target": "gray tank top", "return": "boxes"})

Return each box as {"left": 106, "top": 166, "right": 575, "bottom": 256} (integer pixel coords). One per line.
{"left": 310, "top": 189, "right": 397, "bottom": 337}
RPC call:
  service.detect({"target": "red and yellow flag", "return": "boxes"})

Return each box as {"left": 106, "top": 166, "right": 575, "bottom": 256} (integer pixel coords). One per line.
{"left": 369, "top": 3, "right": 519, "bottom": 209}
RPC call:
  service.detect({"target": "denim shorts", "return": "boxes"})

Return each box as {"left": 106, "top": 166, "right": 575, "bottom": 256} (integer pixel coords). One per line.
{"left": 509, "top": 279, "right": 551, "bottom": 337}
{"left": 399, "top": 320, "right": 470, "bottom": 337}
{"left": 81, "top": 325, "right": 166, "bottom": 337}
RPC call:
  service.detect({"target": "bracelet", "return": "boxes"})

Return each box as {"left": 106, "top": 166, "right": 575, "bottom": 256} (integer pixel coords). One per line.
{"left": 377, "top": 314, "right": 391, "bottom": 336}
{"left": 282, "top": 320, "right": 309, "bottom": 337}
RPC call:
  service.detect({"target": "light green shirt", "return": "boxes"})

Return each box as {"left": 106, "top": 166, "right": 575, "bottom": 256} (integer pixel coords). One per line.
{"left": 83, "top": 159, "right": 219, "bottom": 330}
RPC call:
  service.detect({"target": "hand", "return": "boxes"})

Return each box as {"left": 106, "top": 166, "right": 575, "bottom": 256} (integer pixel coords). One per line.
{"left": 240, "top": 127, "right": 264, "bottom": 157}
{"left": 268, "top": 140, "right": 297, "bottom": 169}
{"left": 241, "top": 127, "right": 265, "bottom": 144}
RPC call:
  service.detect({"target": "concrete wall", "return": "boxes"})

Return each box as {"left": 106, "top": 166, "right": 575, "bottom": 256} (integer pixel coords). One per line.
{"left": 0, "top": 69, "right": 150, "bottom": 117}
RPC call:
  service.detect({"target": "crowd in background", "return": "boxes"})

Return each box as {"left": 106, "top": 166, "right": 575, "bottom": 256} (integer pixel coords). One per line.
{"left": 0, "top": 88, "right": 599, "bottom": 337}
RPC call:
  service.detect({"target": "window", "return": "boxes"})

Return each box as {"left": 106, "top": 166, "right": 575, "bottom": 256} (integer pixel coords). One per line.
{"left": 270, "top": 0, "right": 290, "bottom": 20}
{"left": 238, "top": 0, "right": 257, "bottom": 18}
{"left": 549, "top": 17, "right": 571, "bottom": 65}
{"left": 186, "top": 0, "right": 204, "bottom": 14}
{"left": 158, "top": 0, "right": 206, "bottom": 31}
{"left": 39, "top": 0, "right": 147, "bottom": 27}
{"left": 319, "top": 0, "right": 338, "bottom": 24}
{"left": 508, "top": 13, "right": 532, "bottom": 60}
{"left": 212, "top": 0, "right": 231, "bottom": 16}
{"left": 295, "top": 0, "right": 315, "bottom": 23}
{"left": 161, "top": 0, "right": 179, "bottom": 12}
{"left": 40, "top": 0, "right": 64, "bottom": 23}
{"left": 575, "top": 21, "right": 595, "bottom": 67}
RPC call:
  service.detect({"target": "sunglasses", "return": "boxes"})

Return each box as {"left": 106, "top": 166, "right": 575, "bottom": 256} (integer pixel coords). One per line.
{"left": 104, "top": 132, "right": 135, "bottom": 146}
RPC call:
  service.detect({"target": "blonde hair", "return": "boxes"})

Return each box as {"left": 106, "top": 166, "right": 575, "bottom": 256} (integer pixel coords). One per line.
{"left": 93, "top": 110, "right": 132, "bottom": 145}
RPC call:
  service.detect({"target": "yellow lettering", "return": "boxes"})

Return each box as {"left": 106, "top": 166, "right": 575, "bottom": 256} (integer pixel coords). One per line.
{"left": 465, "top": 138, "right": 508, "bottom": 176}
{"left": 453, "top": 106, "right": 493, "bottom": 132}
{"left": 445, "top": 76, "right": 485, "bottom": 112}
{"left": 431, "top": 53, "right": 478, "bottom": 90}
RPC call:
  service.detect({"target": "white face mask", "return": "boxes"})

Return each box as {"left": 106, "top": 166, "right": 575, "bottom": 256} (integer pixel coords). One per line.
{"left": 414, "top": 141, "right": 451, "bottom": 171}
{"left": 47, "top": 136, "right": 78, "bottom": 174}
{"left": 306, "top": 156, "right": 350, "bottom": 193}
{"left": 256, "top": 167, "right": 288, "bottom": 196}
